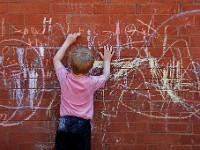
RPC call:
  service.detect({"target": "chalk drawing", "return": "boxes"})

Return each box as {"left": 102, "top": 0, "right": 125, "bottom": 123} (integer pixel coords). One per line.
{"left": 0, "top": 9, "right": 200, "bottom": 127}
{"left": 42, "top": 17, "right": 52, "bottom": 34}
{"left": 125, "top": 24, "right": 136, "bottom": 48}
{"left": 92, "top": 9, "right": 200, "bottom": 120}
{"left": 0, "top": 114, "right": 7, "bottom": 120}
{"left": 0, "top": 56, "right": 2, "bottom": 64}
{"left": 0, "top": 28, "right": 59, "bottom": 126}
{"left": 116, "top": 21, "right": 122, "bottom": 61}
{"left": 1, "top": 18, "right": 5, "bottom": 36}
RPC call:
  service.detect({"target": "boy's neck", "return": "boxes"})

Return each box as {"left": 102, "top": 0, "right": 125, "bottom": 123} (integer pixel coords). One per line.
{"left": 73, "top": 73, "right": 85, "bottom": 77}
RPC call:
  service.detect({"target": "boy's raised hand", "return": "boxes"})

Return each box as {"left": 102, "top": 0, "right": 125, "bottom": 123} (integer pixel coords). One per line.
{"left": 53, "top": 32, "right": 81, "bottom": 69}
{"left": 66, "top": 33, "right": 81, "bottom": 45}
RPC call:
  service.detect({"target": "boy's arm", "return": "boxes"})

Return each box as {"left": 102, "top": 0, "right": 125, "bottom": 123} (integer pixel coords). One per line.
{"left": 99, "top": 45, "right": 115, "bottom": 81}
{"left": 53, "top": 33, "right": 80, "bottom": 69}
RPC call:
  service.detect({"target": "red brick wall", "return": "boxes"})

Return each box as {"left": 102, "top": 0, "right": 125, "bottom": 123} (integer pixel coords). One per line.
{"left": 0, "top": 0, "right": 200, "bottom": 149}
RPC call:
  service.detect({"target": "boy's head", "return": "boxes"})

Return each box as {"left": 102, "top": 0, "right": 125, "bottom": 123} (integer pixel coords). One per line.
{"left": 69, "top": 46, "right": 95, "bottom": 75}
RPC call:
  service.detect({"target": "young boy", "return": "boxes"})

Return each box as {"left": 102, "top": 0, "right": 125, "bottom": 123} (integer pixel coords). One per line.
{"left": 53, "top": 33, "right": 114, "bottom": 150}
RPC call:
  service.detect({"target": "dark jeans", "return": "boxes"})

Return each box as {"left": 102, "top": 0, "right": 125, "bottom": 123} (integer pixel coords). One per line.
{"left": 55, "top": 116, "right": 91, "bottom": 150}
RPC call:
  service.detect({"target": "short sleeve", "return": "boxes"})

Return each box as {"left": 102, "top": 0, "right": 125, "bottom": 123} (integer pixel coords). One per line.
{"left": 91, "top": 75, "right": 106, "bottom": 91}
{"left": 55, "top": 65, "right": 69, "bottom": 84}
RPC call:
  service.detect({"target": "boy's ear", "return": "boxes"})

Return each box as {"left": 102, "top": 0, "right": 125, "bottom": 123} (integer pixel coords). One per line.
{"left": 67, "top": 60, "right": 72, "bottom": 68}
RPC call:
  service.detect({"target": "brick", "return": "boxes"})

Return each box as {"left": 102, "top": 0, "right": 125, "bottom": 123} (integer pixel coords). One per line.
{"left": 20, "top": 121, "right": 38, "bottom": 132}
{"left": 149, "top": 123, "right": 191, "bottom": 133}
{"left": 0, "top": 109, "right": 55, "bottom": 121}
{"left": 109, "top": 0, "right": 149, "bottom": 4}
{"left": 0, "top": 3, "right": 7, "bottom": 13}
{"left": 138, "top": 4, "right": 178, "bottom": 14}
{"left": 50, "top": 0, "right": 103, "bottom": 3}
{"left": 30, "top": 110, "right": 59, "bottom": 121}
{"left": 152, "top": 35, "right": 190, "bottom": 47}
{"left": 96, "top": 100, "right": 149, "bottom": 111}
{"left": 154, "top": 15, "right": 195, "bottom": 26}
{"left": 9, "top": 0, "right": 100, "bottom": 3}
{"left": 0, "top": 132, "right": 8, "bottom": 142}
{"left": 95, "top": 101, "right": 118, "bottom": 111}
{"left": 106, "top": 122, "right": 148, "bottom": 132}
{"left": 104, "top": 132, "right": 136, "bottom": 144}
{"left": 107, "top": 78, "right": 130, "bottom": 89}
{"left": 91, "top": 143, "right": 105, "bottom": 150}
{"left": 152, "top": 25, "right": 179, "bottom": 36}
{"left": 93, "top": 4, "right": 136, "bottom": 14}
{"left": 195, "top": 14, "right": 200, "bottom": 25}
{"left": 1, "top": 109, "right": 21, "bottom": 122}
{"left": 0, "top": 99, "right": 20, "bottom": 109}
{"left": 148, "top": 145, "right": 171, "bottom": 150}
{"left": 0, "top": 0, "right": 16, "bottom": 2}
{"left": 134, "top": 111, "right": 190, "bottom": 123}
{"left": 20, "top": 120, "right": 57, "bottom": 132}
{"left": 19, "top": 143, "right": 54, "bottom": 150}
{"left": 193, "top": 124, "right": 200, "bottom": 134}
{"left": 150, "top": 0, "right": 193, "bottom": 3}
{"left": 50, "top": 4, "right": 93, "bottom": 14}
{"left": 136, "top": 133, "right": 179, "bottom": 144}
{"left": 181, "top": 4, "right": 200, "bottom": 12}
{"left": 0, "top": 89, "right": 11, "bottom": 99}
{"left": 9, "top": 25, "right": 44, "bottom": 35}
{"left": 0, "top": 123, "right": 19, "bottom": 131}
{"left": 8, "top": 3, "right": 49, "bottom": 14}
{"left": 17, "top": 143, "right": 37, "bottom": 150}
{"left": 24, "top": 14, "right": 47, "bottom": 25}
{"left": 93, "top": 111, "right": 137, "bottom": 122}
{"left": 0, "top": 14, "right": 24, "bottom": 25}
{"left": 180, "top": 134, "right": 200, "bottom": 144}
{"left": 0, "top": 35, "right": 26, "bottom": 46}
{"left": 135, "top": 90, "right": 163, "bottom": 101}
{"left": 110, "top": 14, "right": 151, "bottom": 25}
{"left": 179, "top": 25, "right": 200, "bottom": 36}
{"left": 147, "top": 47, "right": 176, "bottom": 58}
{"left": 105, "top": 144, "right": 147, "bottom": 150}
{"left": 116, "top": 47, "right": 139, "bottom": 57}
{"left": 9, "top": 132, "right": 50, "bottom": 143}
{"left": 191, "top": 36, "right": 200, "bottom": 47}
{"left": 121, "top": 90, "right": 137, "bottom": 100}
{"left": 193, "top": 146, "right": 200, "bottom": 150}
{"left": 0, "top": 143, "right": 18, "bottom": 150}
{"left": 17, "top": 0, "right": 56, "bottom": 2}
{"left": 37, "top": 121, "right": 58, "bottom": 132}
{"left": 149, "top": 101, "right": 194, "bottom": 113}
{"left": 171, "top": 145, "right": 192, "bottom": 150}
{"left": 70, "top": 15, "right": 110, "bottom": 25}
{"left": 117, "top": 100, "right": 150, "bottom": 111}
{"left": 95, "top": 89, "right": 137, "bottom": 101}
{"left": 0, "top": 24, "right": 10, "bottom": 36}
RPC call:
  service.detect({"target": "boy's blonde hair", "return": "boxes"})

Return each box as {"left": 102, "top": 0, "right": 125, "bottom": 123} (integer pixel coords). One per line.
{"left": 69, "top": 46, "right": 95, "bottom": 75}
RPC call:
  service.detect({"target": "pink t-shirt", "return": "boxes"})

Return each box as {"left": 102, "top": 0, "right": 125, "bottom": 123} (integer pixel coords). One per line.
{"left": 55, "top": 65, "right": 106, "bottom": 120}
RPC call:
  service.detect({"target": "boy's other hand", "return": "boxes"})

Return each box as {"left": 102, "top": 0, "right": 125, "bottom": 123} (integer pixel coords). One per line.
{"left": 99, "top": 45, "right": 115, "bottom": 61}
